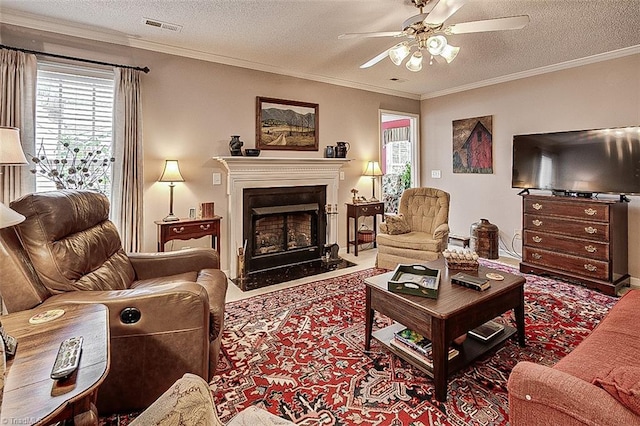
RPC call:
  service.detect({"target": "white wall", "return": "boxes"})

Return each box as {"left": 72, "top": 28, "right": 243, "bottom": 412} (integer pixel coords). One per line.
{"left": 421, "top": 54, "right": 640, "bottom": 282}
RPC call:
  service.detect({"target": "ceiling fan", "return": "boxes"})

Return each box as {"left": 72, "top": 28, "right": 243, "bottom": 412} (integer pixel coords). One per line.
{"left": 339, "top": 0, "right": 530, "bottom": 72}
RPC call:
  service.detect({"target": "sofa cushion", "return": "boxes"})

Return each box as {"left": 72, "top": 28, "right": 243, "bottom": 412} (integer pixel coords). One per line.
{"left": 383, "top": 214, "right": 411, "bottom": 235}
{"left": 593, "top": 366, "right": 640, "bottom": 416}
{"left": 376, "top": 231, "right": 442, "bottom": 252}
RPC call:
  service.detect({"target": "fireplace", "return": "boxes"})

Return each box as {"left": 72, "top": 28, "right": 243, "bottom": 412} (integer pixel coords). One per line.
{"left": 243, "top": 186, "right": 326, "bottom": 274}
{"left": 214, "top": 157, "right": 349, "bottom": 279}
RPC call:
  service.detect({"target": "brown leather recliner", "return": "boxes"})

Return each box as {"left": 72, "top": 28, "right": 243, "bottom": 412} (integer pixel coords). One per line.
{"left": 0, "top": 190, "right": 228, "bottom": 414}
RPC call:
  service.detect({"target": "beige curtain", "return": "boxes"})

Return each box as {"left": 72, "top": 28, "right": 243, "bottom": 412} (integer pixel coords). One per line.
{"left": 0, "top": 48, "right": 37, "bottom": 202}
{"left": 111, "top": 68, "right": 144, "bottom": 252}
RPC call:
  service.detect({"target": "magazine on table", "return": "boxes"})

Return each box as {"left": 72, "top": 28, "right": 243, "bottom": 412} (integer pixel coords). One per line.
{"left": 390, "top": 338, "right": 459, "bottom": 368}
{"left": 393, "top": 328, "right": 432, "bottom": 356}
{"left": 468, "top": 320, "right": 505, "bottom": 342}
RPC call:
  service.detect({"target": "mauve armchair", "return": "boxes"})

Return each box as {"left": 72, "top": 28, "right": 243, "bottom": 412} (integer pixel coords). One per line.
{"left": 0, "top": 190, "right": 228, "bottom": 414}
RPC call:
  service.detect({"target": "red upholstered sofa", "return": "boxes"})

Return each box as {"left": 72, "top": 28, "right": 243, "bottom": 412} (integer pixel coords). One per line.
{"left": 508, "top": 289, "right": 640, "bottom": 426}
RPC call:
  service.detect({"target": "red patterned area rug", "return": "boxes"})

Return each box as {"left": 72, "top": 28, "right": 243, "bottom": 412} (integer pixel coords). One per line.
{"left": 100, "top": 261, "right": 617, "bottom": 425}
{"left": 210, "top": 261, "right": 616, "bottom": 426}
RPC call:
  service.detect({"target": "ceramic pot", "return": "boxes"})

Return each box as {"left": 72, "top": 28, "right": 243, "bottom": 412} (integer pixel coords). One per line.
{"left": 229, "top": 135, "right": 243, "bottom": 156}
{"left": 335, "top": 141, "right": 350, "bottom": 158}
{"left": 324, "top": 146, "right": 335, "bottom": 158}
{"left": 470, "top": 218, "right": 499, "bottom": 259}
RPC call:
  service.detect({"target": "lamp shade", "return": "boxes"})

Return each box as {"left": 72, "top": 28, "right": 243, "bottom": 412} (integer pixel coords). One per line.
{"left": 389, "top": 43, "right": 410, "bottom": 66}
{"left": 158, "top": 160, "right": 185, "bottom": 182}
{"left": 363, "top": 160, "right": 383, "bottom": 177}
{"left": 405, "top": 51, "right": 423, "bottom": 72}
{"left": 0, "top": 202, "right": 25, "bottom": 229}
{"left": 0, "top": 127, "right": 28, "bottom": 165}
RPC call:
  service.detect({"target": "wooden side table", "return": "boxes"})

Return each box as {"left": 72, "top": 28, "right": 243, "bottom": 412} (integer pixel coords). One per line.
{"left": 155, "top": 216, "right": 222, "bottom": 255}
{"left": 1, "top": 303, "right": 110, "bottom": 425}
{"left": 346, "top": 201, "right": 384, "bottom": 256}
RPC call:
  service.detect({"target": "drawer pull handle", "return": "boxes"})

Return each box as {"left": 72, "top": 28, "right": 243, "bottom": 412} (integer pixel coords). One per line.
{"left": 532, "top": 236, "right": 542, "bottom": 243}
{"left": 532, "top": 219, "right": 543, "bottom": 227}
{"left": 584, "top": 226, "right": 597, "bottom": 234}
{"left": 532, "top": 203, "right": 542, "bottom": 210}
{"left": 200, "top": 224, "right": 211, "bottom": 231}
{"left": 531, "top": 253, "right": 542, "bottom": 260}
{"left": 584, "top": 208, "right": 597, "bottom": 216}
{"left": 585, "top": 245, "right": 597, "bottom": 253}
{"left": 362, "top": 207, "right": 368, "bottom": 212}
{"left": 172, "top": 227, "right": 185, "bottom": 234}
{"left": 584, "top": 264, "right": 597, "bottom": 272}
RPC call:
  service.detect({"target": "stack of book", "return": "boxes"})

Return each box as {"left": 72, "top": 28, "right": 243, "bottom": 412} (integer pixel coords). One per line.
{"left": 390, "top": 328, "right": 459, "bottom": 368}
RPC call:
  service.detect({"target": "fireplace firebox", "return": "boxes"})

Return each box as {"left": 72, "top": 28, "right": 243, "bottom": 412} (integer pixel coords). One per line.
{"left": 243, "top": 186, "right": 326, "bottom": 274}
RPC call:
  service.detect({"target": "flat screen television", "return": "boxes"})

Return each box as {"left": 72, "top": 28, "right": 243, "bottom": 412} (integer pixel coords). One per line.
{"left": 512, "top": 126, "right": 640, "bottom": 196}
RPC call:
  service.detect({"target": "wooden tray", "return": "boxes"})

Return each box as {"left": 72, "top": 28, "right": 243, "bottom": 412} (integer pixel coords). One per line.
{"left": 388, "top": 264, "right": 440, "bottom": 299}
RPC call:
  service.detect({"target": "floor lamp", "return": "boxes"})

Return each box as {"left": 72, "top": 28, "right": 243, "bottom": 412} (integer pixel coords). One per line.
{"left": 0, "top": 127, "right": 29, "bottom": 227}
{"left": 158, "top": 160, "right": 184, "bottom": 222}
{"left": 363, "top": 160, "right": 383, "bottom": 201}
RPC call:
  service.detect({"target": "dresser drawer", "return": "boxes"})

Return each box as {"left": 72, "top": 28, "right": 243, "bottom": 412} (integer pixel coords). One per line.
{"left": 523, "top": 230, "right": 609, "bottom": 261}
{"left": 524, "top": 198, "right": 610, "bottom": 222}
{"left": 523, "top": 247, "right": 609, "bottom": 280}
{"left": 524, "top": 214, "right": 609, "bottom": 242}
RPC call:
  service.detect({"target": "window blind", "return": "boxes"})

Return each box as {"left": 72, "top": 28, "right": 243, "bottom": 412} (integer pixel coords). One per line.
{"left": 34, "top": 62, "right": 115, "bottom": 195}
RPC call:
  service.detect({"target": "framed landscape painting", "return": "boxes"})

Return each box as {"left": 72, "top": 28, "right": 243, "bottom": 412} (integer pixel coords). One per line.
{"left": 256, "top": 97, "right": 319, "bottom": 151}
{"left": 452, "top": 115, "right": 493, "bottom": 174}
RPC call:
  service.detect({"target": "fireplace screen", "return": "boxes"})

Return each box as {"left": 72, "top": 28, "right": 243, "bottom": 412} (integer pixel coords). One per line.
{"left": 252, "top": 204, "right": 317, "bottom": 256}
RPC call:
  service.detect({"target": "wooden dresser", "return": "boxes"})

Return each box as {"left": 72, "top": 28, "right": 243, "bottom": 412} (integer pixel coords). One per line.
{"left": 520, "top": 194, "right": 629, "bottom": 295}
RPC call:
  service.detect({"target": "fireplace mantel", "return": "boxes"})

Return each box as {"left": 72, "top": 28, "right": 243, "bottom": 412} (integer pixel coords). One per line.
{"left": 214, "top": 157, "right": 349, "bottom": 277}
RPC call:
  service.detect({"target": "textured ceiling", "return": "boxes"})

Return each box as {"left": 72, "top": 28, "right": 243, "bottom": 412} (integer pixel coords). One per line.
{"left": 1, "top": 0, "right": 639, "bottom": 99}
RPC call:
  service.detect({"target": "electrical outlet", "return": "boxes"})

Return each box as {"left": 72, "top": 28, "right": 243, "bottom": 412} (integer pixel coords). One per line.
{"left": 339, "top": 171, "right": 345, "bottom": 180}
{"left": 212, "top": 172, "right": 221, "bottom": 185}
{"left": 514, "top": 230, "right": 522, "bottom": 239}
{"left": 431, "top": 169, "right": 441, "bottom": 179}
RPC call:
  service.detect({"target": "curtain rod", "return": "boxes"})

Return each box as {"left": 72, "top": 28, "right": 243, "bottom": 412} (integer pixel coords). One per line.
{"left": 1, "top": 44, "right": 150, "bottom": 73}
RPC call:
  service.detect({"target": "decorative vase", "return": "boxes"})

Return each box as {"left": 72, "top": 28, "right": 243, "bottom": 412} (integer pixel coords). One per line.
{"left": 335, "top": 141, "right": 350, "bottom": 158}
{"left": 229, "top": 135, "right": 243, "bottom": 156}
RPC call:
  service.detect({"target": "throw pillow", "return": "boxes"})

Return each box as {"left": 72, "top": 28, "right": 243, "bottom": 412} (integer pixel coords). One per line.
{"left": 384, "top": 214, "right": 411, "bottom": 235}
{"left": 593, "top": 366, "right": 640, "bottom": 416}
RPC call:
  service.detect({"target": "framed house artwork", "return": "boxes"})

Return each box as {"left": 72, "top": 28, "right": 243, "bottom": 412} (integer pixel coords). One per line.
{"left": 452, "top": 115, "right": 493, "bottom": 174}
{"left": 256, "top": 97, "right": 319, "bottom": 151}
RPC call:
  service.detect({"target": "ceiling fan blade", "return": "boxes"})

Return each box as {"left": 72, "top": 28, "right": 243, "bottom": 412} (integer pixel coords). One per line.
{"left": 339, "top": 31, "right": 404, "bottom": 40}
{"left": 360, "top": 49, "right": 391, "bottom": 69}
{"left": 424, "top": 0, "right": 467, "bottom": 26}
{"left": 448, "top": 15, "right": 530, "bottom": 34}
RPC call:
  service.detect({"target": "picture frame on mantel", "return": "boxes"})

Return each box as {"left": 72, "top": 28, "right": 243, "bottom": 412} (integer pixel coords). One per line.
{"left": 256, "top": 96, "right": 319, "bottom": 151}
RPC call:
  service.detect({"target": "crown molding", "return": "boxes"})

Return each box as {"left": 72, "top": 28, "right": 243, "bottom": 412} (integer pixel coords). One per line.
{"left": 422, "top": 45, "right": 640, "bottom": 100}
{"left": 0, "top": 10, "right": 421, "bottom": 101}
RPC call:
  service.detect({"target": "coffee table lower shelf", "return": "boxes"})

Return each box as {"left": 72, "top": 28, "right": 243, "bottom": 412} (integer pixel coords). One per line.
{"left": 372, "top": 322, "right": 517, "bottom": 377}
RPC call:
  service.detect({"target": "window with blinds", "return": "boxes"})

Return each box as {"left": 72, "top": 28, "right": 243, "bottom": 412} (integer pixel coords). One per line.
{"left": 34, "top": 62, "right": 115, "bottom": 196}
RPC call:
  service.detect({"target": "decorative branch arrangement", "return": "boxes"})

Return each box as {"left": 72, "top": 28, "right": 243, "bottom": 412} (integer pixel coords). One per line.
{"left": 29, "top": 140, "right": 115, "bottom": 193}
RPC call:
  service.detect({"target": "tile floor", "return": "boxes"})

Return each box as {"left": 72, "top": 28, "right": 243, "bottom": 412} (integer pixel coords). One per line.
{"left": 225, "top": 247, "right": 522, "bottom": 303}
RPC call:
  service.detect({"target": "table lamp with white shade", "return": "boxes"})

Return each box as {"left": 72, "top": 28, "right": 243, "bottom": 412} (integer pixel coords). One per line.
{"left": 158, "top": 159, "right": 185, "bottom": 222}
{"left": 362, "top": 160, "right": 383, "bottom": 201}
{"left": 0, "top": 127, "right": 29, "bottom": 228}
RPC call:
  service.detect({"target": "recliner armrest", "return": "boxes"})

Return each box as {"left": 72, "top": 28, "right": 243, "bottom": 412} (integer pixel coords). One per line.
{"left": 433, "top": 223, "right": 450, "bottom": 240}
{"left": 42, "top": 282, "right": 211, "bottom": 338}
{"left": 129, "top": 248, "right": 220, "bottom": 280}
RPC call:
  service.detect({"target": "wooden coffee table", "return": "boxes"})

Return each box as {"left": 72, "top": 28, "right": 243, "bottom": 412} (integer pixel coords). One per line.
{"left": 364, "top": 258, "right": 526, "bottom": 402}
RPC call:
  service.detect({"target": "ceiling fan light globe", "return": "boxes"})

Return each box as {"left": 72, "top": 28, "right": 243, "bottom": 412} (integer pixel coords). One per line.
{"left": 440, "top": 44, "right": 460, "bottom": 63}
{"left": 426, "top": 35, "right": 448, "bottom": 56}
{"left": 406, "top": 52, "right": 423, "bottom": 72}
{"left": 389, "top": 43, "right": 410, "bottom": 66}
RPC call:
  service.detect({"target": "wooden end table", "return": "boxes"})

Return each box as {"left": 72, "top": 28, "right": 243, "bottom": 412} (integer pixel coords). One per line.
{"left": 346, "top": 201, "right": 384, "bottom": 256}
{"left": 364, "top": 258, "right": 526, "bottom": 402}
{"left": 1, "top": 303, "right": 110, "bottom": 425}
{"left": 155, "top": 216, "right": 221, "bottom": 255}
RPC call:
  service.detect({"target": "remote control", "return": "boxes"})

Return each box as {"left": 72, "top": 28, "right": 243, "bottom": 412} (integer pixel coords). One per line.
{"left": 50, "top": 336, "right": 83, "bottom": 380}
